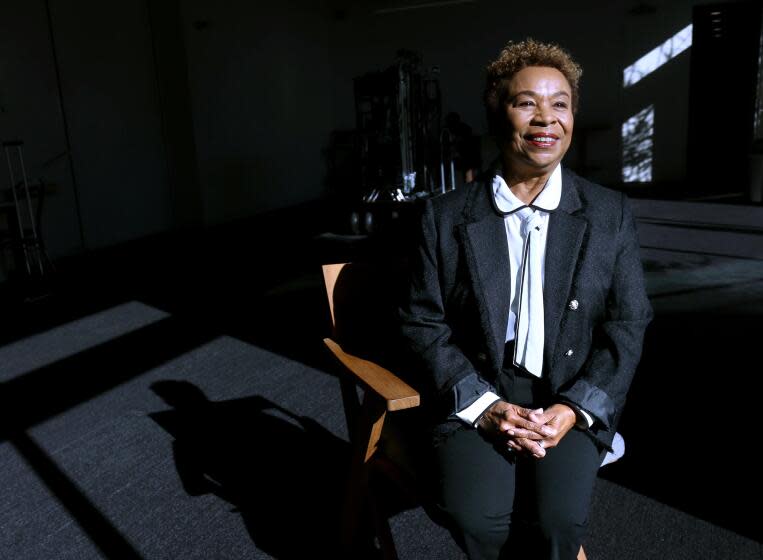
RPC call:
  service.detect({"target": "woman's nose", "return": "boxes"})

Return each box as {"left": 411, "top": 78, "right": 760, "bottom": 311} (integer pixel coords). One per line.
{"left": 531, "top": 104, "right": 555, "bottom": 125}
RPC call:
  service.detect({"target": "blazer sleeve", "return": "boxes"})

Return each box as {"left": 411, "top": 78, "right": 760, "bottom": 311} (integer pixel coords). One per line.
{"left": 556, "top": 194, "right": 653, "bottom": 430}
{"left": 399, "top": 199, "right": 492, "bottom": 415}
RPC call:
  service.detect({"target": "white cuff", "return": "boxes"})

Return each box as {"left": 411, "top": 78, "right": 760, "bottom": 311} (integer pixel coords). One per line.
{"left": 455, "top": 391, "right": 502, "bottom": 427}
{"left": 575, "top": 407, "right": 594, "bottom": 428}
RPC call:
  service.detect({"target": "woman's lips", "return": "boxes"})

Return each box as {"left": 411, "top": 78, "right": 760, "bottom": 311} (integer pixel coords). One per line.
{"left": 525, "top": 134, "right": 558, "bottom": 147}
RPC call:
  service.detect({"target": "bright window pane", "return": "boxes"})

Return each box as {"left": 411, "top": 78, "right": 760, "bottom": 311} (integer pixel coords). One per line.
{"left": 622, "top": 105, "right": 654, "bottom": 183}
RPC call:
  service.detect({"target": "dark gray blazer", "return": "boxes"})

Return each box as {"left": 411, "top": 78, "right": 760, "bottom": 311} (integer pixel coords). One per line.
{"left": 399, "top": 168, "right": 653, "bottom": 450}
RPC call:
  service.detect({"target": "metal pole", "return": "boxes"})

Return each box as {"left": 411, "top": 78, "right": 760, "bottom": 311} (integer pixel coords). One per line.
{"left": 439, "top": 128, "right": 447, "bottom": 194}
{"left": 17, "top": 147, "right": 38, "bottom": 239}
{"left": 17, "top": 146, "right": 44, "bottom": 274}
{"left": 44, "top": 0, "right": 86, "bottom": 250}
{"left": 4, "top": 146, "right": 31, "bottom": 274}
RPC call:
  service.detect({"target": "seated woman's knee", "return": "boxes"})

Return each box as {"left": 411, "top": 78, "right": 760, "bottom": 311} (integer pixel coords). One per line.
{"left": 536, "top": 508, "right": 586, "bottom": 544}
{"left": 450, "top": 508, "right": 509, "bottom": 551}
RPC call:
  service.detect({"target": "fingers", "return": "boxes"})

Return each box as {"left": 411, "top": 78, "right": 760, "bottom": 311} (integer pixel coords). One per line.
{"left": 498, "top": 403, "right": 566, "bottom": 458}
{"left": 528, "top": 408, "right": 548, "bottom": 423}
{"left": 509, "top": 406, "right": 557, "bottom": 438}
{"left": 514, "top": 406, "right": 543, "bottom": 419}
{"left": 491, "top": 404, "right": 561, "bottom": 447}
{"left": 505, "top": 427, "right": 544, "bottom": 440}
{"left": 512, "top": 437, "right": 546, "bottom": 458}
{"left": 508, "top": 436, "right": 563, "bottom": 458}
{"left": 513, "top": 418, "right": 557, "bottom": 438}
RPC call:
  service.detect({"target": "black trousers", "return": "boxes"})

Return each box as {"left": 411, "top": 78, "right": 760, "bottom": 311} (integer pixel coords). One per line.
{"left": 433, "top": 359, "right": 605, "bottom": 560}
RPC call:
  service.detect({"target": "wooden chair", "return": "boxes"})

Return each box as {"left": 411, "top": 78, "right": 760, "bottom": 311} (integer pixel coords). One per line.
{"left": 322, "top": 261, "right": 420, "bottom": 559}
{"left": 323, "top": 262, "right": 610, "bottom": 560}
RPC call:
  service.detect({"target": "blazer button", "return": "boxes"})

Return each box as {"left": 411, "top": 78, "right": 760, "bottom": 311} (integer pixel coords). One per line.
{"left": 476, "top": 352, "right": 487, "bottom": 362}
{"left": 565, "top": 349, "right": 574, "bottom": 357}
{"left": 568, "top": 299, "right": 579, "bottom": 310}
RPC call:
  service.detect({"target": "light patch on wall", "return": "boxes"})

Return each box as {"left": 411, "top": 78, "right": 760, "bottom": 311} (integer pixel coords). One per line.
{"left": 622, "top": 105, "right": 654, "bottom": 183}
{"left": 624, "top": 24, "right": 693, "bottom": 87}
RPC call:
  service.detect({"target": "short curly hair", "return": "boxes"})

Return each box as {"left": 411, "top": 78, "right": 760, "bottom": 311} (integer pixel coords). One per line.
{"left": 484, "top": 38, "right": 582, "bottom": 134}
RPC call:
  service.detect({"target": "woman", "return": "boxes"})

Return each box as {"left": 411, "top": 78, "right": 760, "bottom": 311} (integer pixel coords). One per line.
{"left": 399, "top": 39, "right": 652, "bottom": 560}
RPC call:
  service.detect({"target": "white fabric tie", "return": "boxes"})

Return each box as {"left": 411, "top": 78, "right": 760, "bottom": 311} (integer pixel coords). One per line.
{"left": 514, "top": 208, "right": 544, "bottom": 377}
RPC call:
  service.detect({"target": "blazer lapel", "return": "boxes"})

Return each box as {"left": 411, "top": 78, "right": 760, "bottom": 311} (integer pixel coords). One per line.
{"left": 544, "top": 171, "right": 587, "bottom": 370}
{"left": 457, "top": 182, "right": 511, "bottom": 369}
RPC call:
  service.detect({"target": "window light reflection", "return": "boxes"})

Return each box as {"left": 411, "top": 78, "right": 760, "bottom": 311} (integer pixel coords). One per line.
{"left": 622, "top": 105, "right": 654, "bottom": 183}
{"left": 623, "top": 24, "right": 693, "bottom": 87}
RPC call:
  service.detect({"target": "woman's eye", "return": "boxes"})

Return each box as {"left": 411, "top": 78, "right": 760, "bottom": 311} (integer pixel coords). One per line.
{"left": 554, "top": 102, "right": 569, "bottom": 109}
{"left": 518, "top": 100, "right": 535, "bottom": 107}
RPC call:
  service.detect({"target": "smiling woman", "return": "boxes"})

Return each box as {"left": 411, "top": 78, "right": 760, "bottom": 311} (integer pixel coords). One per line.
{"left": 483, "top": 39, "right": 581, "bottom": 203}
{"left": 485, "top": 38, "right": 582, "bottom": 120}
{"left": 399, "top": 38, "right": 652, "bottom": 560}
{"left": 498, "top": 66, "right": 574, "bottom": 191}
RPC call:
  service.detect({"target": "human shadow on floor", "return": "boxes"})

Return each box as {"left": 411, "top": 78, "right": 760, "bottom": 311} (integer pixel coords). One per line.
{"left": 149, "top": 381, "right": 349, "bottom": 558}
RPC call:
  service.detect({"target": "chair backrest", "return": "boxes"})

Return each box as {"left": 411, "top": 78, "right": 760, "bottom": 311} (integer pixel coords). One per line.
{"left": 322, "top": 261, "right": 407, "bottom": 369}
{"left": 321, "top": 262, "right": 346, "bottom": 333}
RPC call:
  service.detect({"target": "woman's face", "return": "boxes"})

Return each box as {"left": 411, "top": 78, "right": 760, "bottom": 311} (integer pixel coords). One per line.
{"left": 500, "top": 66, "right": 574, "bottom": 177}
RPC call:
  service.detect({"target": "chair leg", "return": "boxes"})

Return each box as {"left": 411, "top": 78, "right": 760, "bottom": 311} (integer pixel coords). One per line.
{"left": 368, "top": 490, "right": 398, "bottom": 560}
{"left": 578, "top": 545, "right": 587, "bottom": 560}
{"left": 341, "top": 392, "right": 387, "bottom": 555}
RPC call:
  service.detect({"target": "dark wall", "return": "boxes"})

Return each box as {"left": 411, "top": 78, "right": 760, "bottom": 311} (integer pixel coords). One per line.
{"left": 50, "top": 0, "right": 173, "bottom": 249}
{"left": 180, "top": 0, "right": 337, "bottom": 225}
{"left": 0, "top": 1, "right": 83, "bottom": 261}
{"left": 1, "top": 0, "right": 176, "bottom": 268}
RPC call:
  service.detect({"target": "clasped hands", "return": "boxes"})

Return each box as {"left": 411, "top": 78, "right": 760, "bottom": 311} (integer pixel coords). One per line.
{"left": 476, "top": 401, "right": 577, "bottom": 459}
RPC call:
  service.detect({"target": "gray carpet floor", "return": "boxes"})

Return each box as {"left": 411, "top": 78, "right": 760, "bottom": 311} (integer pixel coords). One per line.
{"left": 1, "top": 314, "right": 351, "bottom": 559}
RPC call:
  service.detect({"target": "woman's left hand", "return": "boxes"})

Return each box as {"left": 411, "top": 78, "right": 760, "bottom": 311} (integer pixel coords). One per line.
{"left": 507, "top": 403, "right": 577, "bottom": 458}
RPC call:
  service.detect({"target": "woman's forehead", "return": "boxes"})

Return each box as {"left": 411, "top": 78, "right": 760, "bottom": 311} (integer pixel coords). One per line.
{"left": 507, "top": 66, "right": 571, "bottom": 94}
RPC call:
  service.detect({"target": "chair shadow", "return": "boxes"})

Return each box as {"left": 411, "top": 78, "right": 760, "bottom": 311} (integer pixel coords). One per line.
{"left": 149, "top": 380, "right": 350, "bottom": 559}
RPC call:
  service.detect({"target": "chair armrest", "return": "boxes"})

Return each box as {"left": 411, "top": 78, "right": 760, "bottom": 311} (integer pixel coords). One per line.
{"left": 323, "top": 338, "right": 420, "bottom": 412}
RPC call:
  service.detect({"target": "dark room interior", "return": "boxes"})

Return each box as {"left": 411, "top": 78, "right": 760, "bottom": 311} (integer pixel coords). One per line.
{"left": 1, "top": 1, "right": 762, "bottom": 559}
